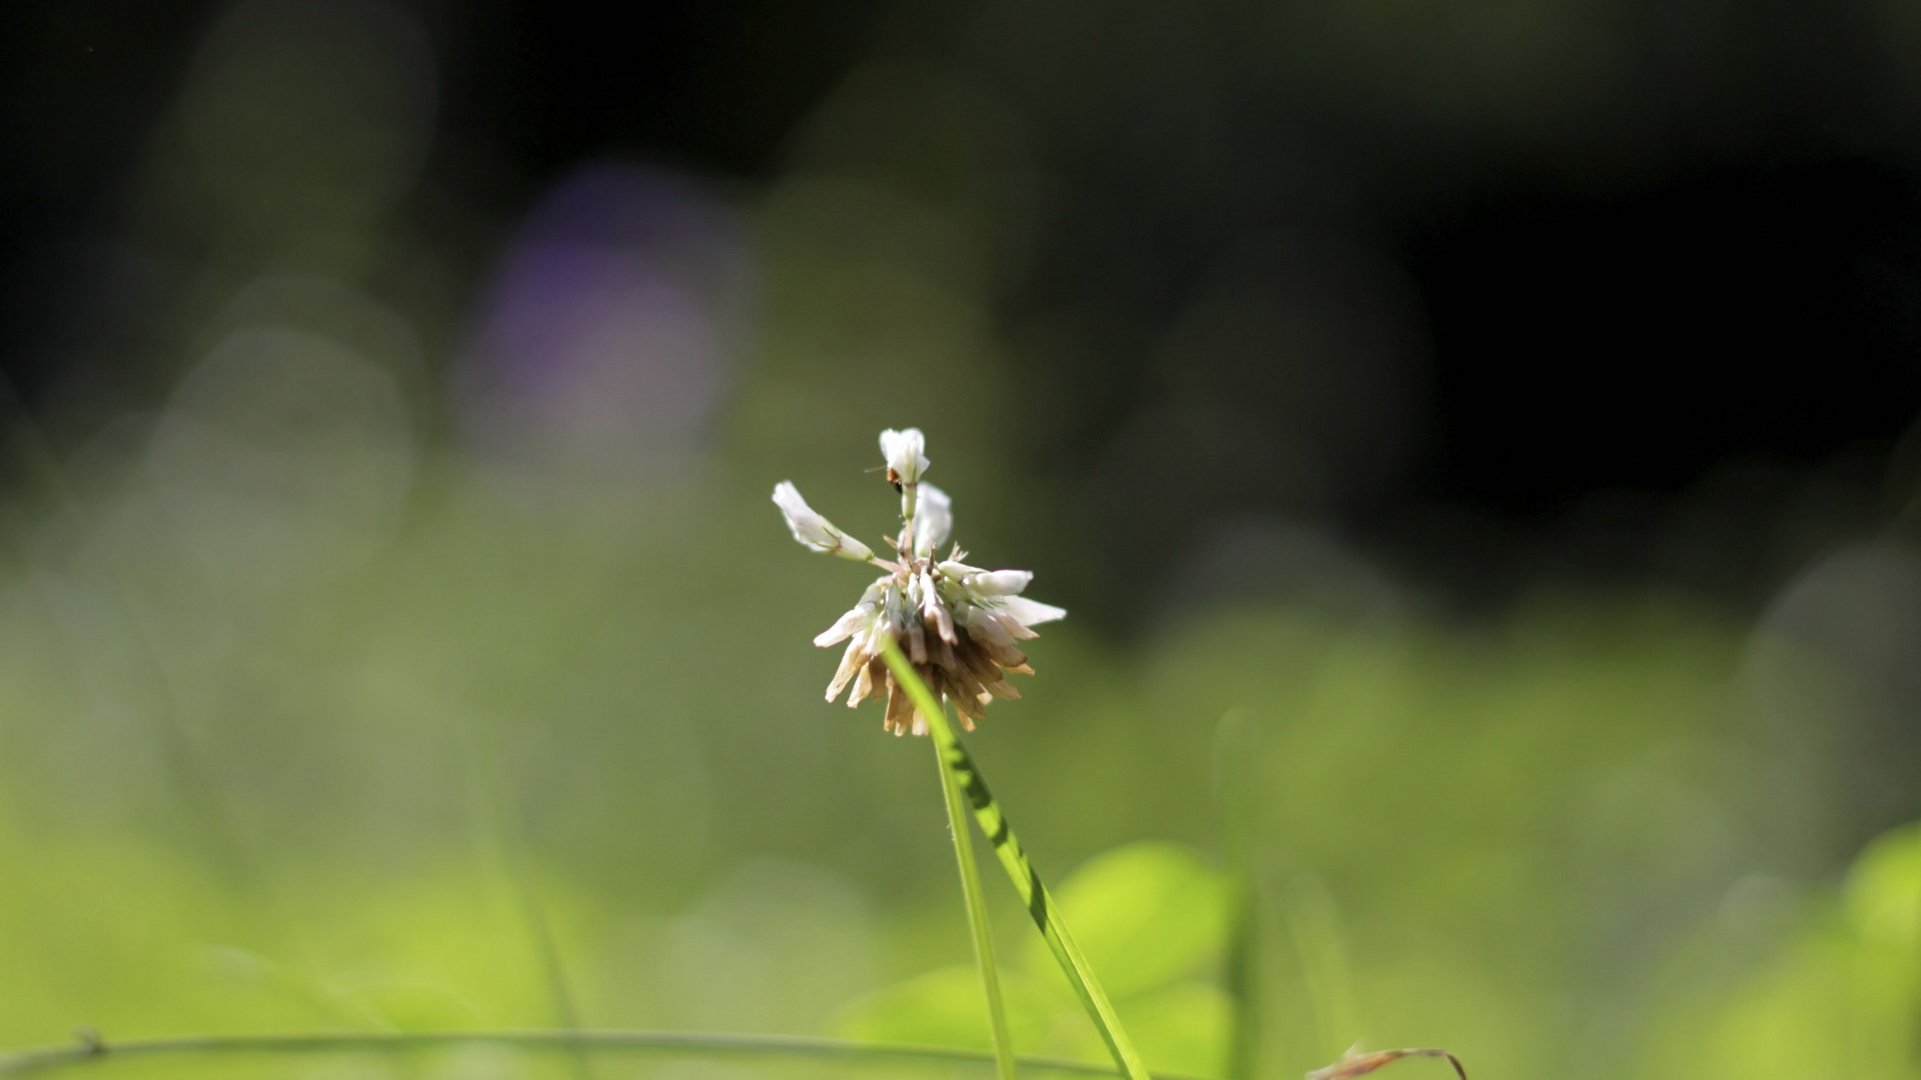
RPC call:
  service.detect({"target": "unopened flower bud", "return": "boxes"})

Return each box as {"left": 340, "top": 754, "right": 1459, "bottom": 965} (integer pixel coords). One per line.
{"left": 965, "top": 569, "right": 1033, "bottom": 596}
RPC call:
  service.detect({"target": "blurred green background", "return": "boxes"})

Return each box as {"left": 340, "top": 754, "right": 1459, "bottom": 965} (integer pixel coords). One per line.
{"left": 4, "top": 1, "right": 1921, "bottom": 1077}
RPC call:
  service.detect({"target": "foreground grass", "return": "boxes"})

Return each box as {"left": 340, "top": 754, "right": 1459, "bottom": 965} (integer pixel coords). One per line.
{"left": 0, "top": 1030, "right": 1216, "bottom": 1079}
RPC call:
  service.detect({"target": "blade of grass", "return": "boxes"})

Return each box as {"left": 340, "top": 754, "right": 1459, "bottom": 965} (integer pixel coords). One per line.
{"left": 926, "top": 692, "right": 1020, "bottom": 1079}
{"left": 0, "top": 1029, "right": 1224, "bottom": 1078}
{"left": 1280, "top": 874, "right": 1365, "bottom": 1060}
{"left": 465, "top": 727, "right": 592, "bottom": 1080}
{"left": 0, "top": 370, "right": 260, "bottom": 885}
{"left": 1214, "top": 709, "right": 1259, "bottom": 1080}
{"left": 879, "top": 639, "right": 1151, "bottom": 1080}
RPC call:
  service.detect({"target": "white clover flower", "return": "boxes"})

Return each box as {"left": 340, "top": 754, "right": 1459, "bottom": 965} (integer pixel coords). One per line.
{"left": 777, "top": 430, "right": 1065, "bottom": 736}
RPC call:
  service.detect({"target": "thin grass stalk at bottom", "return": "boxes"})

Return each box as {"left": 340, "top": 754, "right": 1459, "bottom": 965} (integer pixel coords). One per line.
{"left": 880, "top": 640, "right": 1152, "bottom": 1080}
{"left": 926, "top": 691, "right": 1021, "bottom": 1078}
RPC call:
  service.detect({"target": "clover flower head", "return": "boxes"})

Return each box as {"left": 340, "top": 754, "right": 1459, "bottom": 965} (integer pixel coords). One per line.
{"left": 773, "top": 430, "right": 1064, "bottom": 736}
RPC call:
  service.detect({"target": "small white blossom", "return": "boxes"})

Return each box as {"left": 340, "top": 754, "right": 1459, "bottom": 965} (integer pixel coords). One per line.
{"left": 778, "top": 430, "right": 1065, "bottom": 735}
{"left": 772, "top": 481, "right": 874, "bottom": 562}
{"left": 879, "top": 427, "right": 930, "bottom": 520}
{"left": 962, "top": 569, "right": 1031, "bottom": 596}
{"left": 879, "top": 427, "right": 929, "bottom": 485}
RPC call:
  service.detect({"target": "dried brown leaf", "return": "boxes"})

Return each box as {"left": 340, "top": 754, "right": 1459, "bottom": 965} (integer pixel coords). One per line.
{"left": 1306, "top": 1045, "right": 1467, "bottom": 1080}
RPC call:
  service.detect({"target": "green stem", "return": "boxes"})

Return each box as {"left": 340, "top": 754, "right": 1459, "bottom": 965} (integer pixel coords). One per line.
{"left": 880, "top": 640, "right": 1152, "bottom": 1080}
{"left": 0, "top": 1030, "right": 1222, "bottom": 1078}
{"left": 930, "top": 698, "right": 1021, "bottom": 1078}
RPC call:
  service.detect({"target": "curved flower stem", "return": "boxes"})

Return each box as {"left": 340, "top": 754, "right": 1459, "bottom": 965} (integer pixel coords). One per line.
{"left": 880, "top": 639, "right": 1151, "bottom": 1080}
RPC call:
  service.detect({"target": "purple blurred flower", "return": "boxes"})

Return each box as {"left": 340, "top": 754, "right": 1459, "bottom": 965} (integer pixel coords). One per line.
{"left": 458, "top": 163, "right": 752, "bottom": 477}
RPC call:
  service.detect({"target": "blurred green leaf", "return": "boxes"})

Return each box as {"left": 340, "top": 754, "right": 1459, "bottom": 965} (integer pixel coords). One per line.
{"left": 1844, "top": 821, "right": 1921, "bottom": 954}
{"left": 1021, "top": 843, "right": 1227, "bottom": 1001}
{"left": 836, "top": 966, "right": 1055, "bottom": 1051}
{"left": 1110, "top": 982, "right": 1229, "bottom": 1078}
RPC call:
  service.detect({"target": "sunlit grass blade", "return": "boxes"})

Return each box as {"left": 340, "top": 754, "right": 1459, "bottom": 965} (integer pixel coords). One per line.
{"left": 0, "top": 370, "right": 261, "bottom": 885}
{"left": 1281, "top": 874, "right": 1365, "bottom": 1058}
{"left": 923, "top": 677, "right": 1020, "bottom": 1078}
{"left": 0, "top": 1029, "right": 1224, "bottom": 1078}
{"left": 879, "top": 640, "right": 1152, "bottom": 1080}
{"left": 465, "top": 728, "right": 591, "bottom": 1079}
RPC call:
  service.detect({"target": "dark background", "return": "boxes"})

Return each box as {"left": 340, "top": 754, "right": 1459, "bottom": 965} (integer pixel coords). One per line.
{"left": 8, "top": 2, "right": 1920, "bottom": 617}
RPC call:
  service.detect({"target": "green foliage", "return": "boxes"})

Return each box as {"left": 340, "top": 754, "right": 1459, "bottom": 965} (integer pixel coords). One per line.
{"left": 838, "top": 966, "right": 1056, "bottom": 1050}
{"left": 1020, "top": 844, "right": 1228, "bottom": 1001}
{"left": 844, "top": 839, "right": 1222, "bottom": 1076}
{"left": 1637, "top": 822, "right": 1921, "bottom": 1080}
{"left": 0, "top": 461, "right": 1909, "bottom": 1077}
{"left": 881, "top": 637, "right": 1148, "bottom": 1077}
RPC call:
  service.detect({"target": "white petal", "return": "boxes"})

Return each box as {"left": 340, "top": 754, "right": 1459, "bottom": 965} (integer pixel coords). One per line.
{"left": 913, "top": 483, "right": 953, "bottom": 557}
{"left": 959, "top": 603, "right": 1016, "bottom": 647}
{"left": 813, "top": 586, "right": 878, "bottom": 647}
{"left": 919, "top": 567, "right": 957, "bottom": 643}
{"left": 990, "top": 609, "right": 1039, "bottom": 641}
{"left": 997, "top": 596, "right": 1067, "bottom": 628}
{"left": 772, "top": 481, "right": 835, "bottom": 551}
{"left": 773, "top": 481, "right": 873, "bottom": 561}
{"left": 878, "top": 428, "right": 929, "bottom": 483}
{"left": 966, "top": 569, "right": 1032, "bottom": 596}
